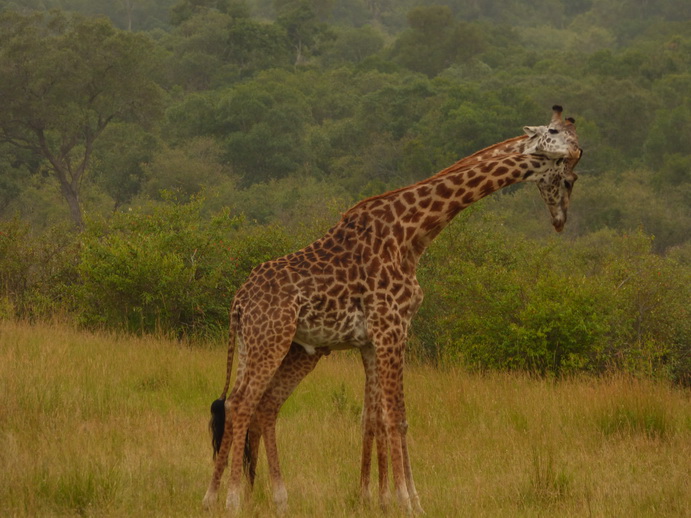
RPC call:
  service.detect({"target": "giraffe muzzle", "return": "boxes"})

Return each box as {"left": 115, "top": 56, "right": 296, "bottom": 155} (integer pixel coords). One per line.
{"left": 552, "top": 214, "right": 566, "bottom": 232}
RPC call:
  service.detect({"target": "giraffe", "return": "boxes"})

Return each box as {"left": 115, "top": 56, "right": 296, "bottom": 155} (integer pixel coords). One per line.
{"left": 234, "top": 107, "right": 581, "bottom": 510}
{"left": 202, "top": 106, "right": 582, "bottom": 514}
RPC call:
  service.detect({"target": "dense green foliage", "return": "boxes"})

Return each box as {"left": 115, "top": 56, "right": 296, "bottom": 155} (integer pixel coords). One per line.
{"left": 0, "top": 1, "right": 689, "bottom": 381}
{"left": 415, "top": 208, "right": 689, "bottom": 384}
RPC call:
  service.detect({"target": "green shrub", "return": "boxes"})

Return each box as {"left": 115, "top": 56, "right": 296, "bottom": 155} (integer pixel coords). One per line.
{"left": 413, "top": 210, "right": 690, "bottom": 382}
{"left": 0, "top": 218, "right": 79, "bottom": 320}
{"left": 75, "top": 196, "right": 293, "bottom": 339}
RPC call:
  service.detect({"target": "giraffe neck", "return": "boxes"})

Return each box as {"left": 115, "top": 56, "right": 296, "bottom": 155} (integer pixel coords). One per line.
{"left": 339, "top": 151, "right": 559, "bottom": 273}
{"left": 452, "top": 135, "right": 530, "bottom": 166}
{"left": 348, "top": 135, "right": 532, "bottom": 214}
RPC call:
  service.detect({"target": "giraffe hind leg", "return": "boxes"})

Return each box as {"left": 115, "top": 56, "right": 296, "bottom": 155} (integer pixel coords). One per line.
{"left": 375, "top": 411, "right": 390, "bottom": 510}
{"left": 205, "top": 393, "right": 258, "bottom": 508}
{"left": 245, "top": 427, "right": 260, "bottom": 487}
{"left": 202, "top": 395, "right": 236, "bottom": 509}
{"left": 224, "top": 332, "right": 299, "bottom": 512}
{"left": 246, "top": 343, "right": 324, "bottom": 512}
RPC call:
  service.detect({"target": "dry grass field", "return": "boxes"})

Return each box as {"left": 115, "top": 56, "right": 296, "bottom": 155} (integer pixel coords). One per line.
{"left": 1, "top": 320, "right": 689, "bottom": 517}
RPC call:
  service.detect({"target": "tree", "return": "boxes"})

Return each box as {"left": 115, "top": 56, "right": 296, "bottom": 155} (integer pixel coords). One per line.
{"left": 170, "top": 0, "right": 249, "bottom": 25}
{"left": 165, "top": 9, "right": 290, "bottom": 89}
{"left": 140, "top": 137, "right": 232, "bottom": 200}
{"left": 276, "top": 0, "right": 325, "bottom": 64}
{"left": 0, "top": 11, "right": 162, "bottom": 228}
{"left": 319, "top": 25, "right": 384, "bottom": 66}
{"left": 215, "top": 71, "right": 313, "bottom": 184}
{"left": 391, "top": 6, "right": 487, "bottom": 77}
{"left": 91, "top": 123, "right": 159, "bottom": 210}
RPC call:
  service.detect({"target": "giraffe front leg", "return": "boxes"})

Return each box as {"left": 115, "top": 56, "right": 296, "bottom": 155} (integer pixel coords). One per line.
{"left": 402, "top": 427, "right": 424, "bottom": 514}
{"left": 375, "top": 406, "right": 390, "bottom": 510}
{"left": 359, "top": 347, "right": 376, "bottom": 503}
{"left": 359, "top": 346, "right": 390, "bottom": 508}
{"left": 374, "top": 339, "right": 413, "bottom": 514}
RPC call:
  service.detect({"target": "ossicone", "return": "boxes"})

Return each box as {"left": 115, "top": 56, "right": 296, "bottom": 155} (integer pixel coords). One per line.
{"left": 551, "top": 105, "right": 564, "bottom": 123}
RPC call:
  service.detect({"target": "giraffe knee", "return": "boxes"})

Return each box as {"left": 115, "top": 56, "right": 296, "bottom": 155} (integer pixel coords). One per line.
{"left": 384, "top": 418, "right": 408, "bottom": 437}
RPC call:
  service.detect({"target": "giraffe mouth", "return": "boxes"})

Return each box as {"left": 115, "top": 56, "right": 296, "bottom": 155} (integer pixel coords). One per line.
{"left": 548, "top": 202, "right": 568, "bottom": 232}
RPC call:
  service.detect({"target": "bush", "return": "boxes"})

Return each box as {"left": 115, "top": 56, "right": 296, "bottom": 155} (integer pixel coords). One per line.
{"left": 75, "top": 195, "right": 294, "bottom": 339}
{"left": 413, "top": 209, "right": 690, "bottom": 383}
{"left": 0, "top": 218, "right": 79, "bottom": 320}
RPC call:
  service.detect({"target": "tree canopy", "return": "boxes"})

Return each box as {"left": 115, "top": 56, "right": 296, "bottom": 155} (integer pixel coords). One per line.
{"left": 0, "top": 10, "right": 162, "bottom": 227}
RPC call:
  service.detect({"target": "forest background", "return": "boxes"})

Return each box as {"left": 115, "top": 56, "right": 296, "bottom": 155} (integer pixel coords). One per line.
{"left": 0, "top": 0, "right": 689, "bottom": 383}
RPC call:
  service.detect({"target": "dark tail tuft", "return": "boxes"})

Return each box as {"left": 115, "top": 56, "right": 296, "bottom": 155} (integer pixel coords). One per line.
{"left": 210, "top": 398, "right": 226, "bottom": 459}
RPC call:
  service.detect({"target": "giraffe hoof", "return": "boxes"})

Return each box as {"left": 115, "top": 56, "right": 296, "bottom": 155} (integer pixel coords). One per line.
{"left": 378, "top": 493, "right": 391, "bottom": 513}
{"left": 274, "top": 485, "right": 288, "bottom": 515}
{"left": 201, "top": 490, "right": 216, "bottom": 511}
{"left": 225, "top": 490, "right": 241, "bottom": 513}
{"left": 411, "top": 493, "right": 425, "bottom": 514}
{"left": 275, "top": 500, "right": 288, "bottom": 516}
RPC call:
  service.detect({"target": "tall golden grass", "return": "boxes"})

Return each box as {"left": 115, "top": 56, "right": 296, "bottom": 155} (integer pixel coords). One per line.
{"left": 1, "top": 320, "right": 689, "bottom": 517}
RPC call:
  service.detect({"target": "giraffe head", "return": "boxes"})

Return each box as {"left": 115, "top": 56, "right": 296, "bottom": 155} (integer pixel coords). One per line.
{"left": 522, "top": 105, "right": 582, "bottom": 160}
{"left": 535, "top": 155, "right": 579, "bottom": 232}
{"left": 525, "top": 107, "right": 582, "bottom": 232}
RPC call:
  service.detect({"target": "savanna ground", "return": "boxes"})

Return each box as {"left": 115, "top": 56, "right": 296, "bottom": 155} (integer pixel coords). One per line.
{"left": 1, "top": 320, "right": 689, "bottom": 517}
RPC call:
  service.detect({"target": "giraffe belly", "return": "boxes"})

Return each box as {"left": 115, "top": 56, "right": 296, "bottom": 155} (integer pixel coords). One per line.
{"left": 293, "top": 311, "right": 369, "bottom": 354}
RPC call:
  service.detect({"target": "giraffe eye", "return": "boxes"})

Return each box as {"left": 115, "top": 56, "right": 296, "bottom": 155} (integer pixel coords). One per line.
{"left": 548, "top": 129, "right": 559, "bottom": 134}
{"left": 564, "top": 180, "right": 572, "bottom": 190}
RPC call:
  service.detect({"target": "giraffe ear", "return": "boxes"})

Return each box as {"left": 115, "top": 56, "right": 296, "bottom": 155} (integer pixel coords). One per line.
{"left": 523, "top": 126, "right": 540, "bottom": 137}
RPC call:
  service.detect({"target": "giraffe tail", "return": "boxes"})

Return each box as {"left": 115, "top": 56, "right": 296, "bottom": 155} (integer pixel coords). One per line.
{"left": 210, "top": 397, "right": 226, "bottom": 459}
{"left": 210, "top": 303, "right": 239, "bottom": 459}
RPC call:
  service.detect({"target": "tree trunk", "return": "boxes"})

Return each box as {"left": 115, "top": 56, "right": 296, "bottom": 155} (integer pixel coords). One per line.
{"left": 60, "top": 181, "right": 85, "bottom": 230}
{"left": 36, "top": 131, "right": 86, "bottom": 230}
